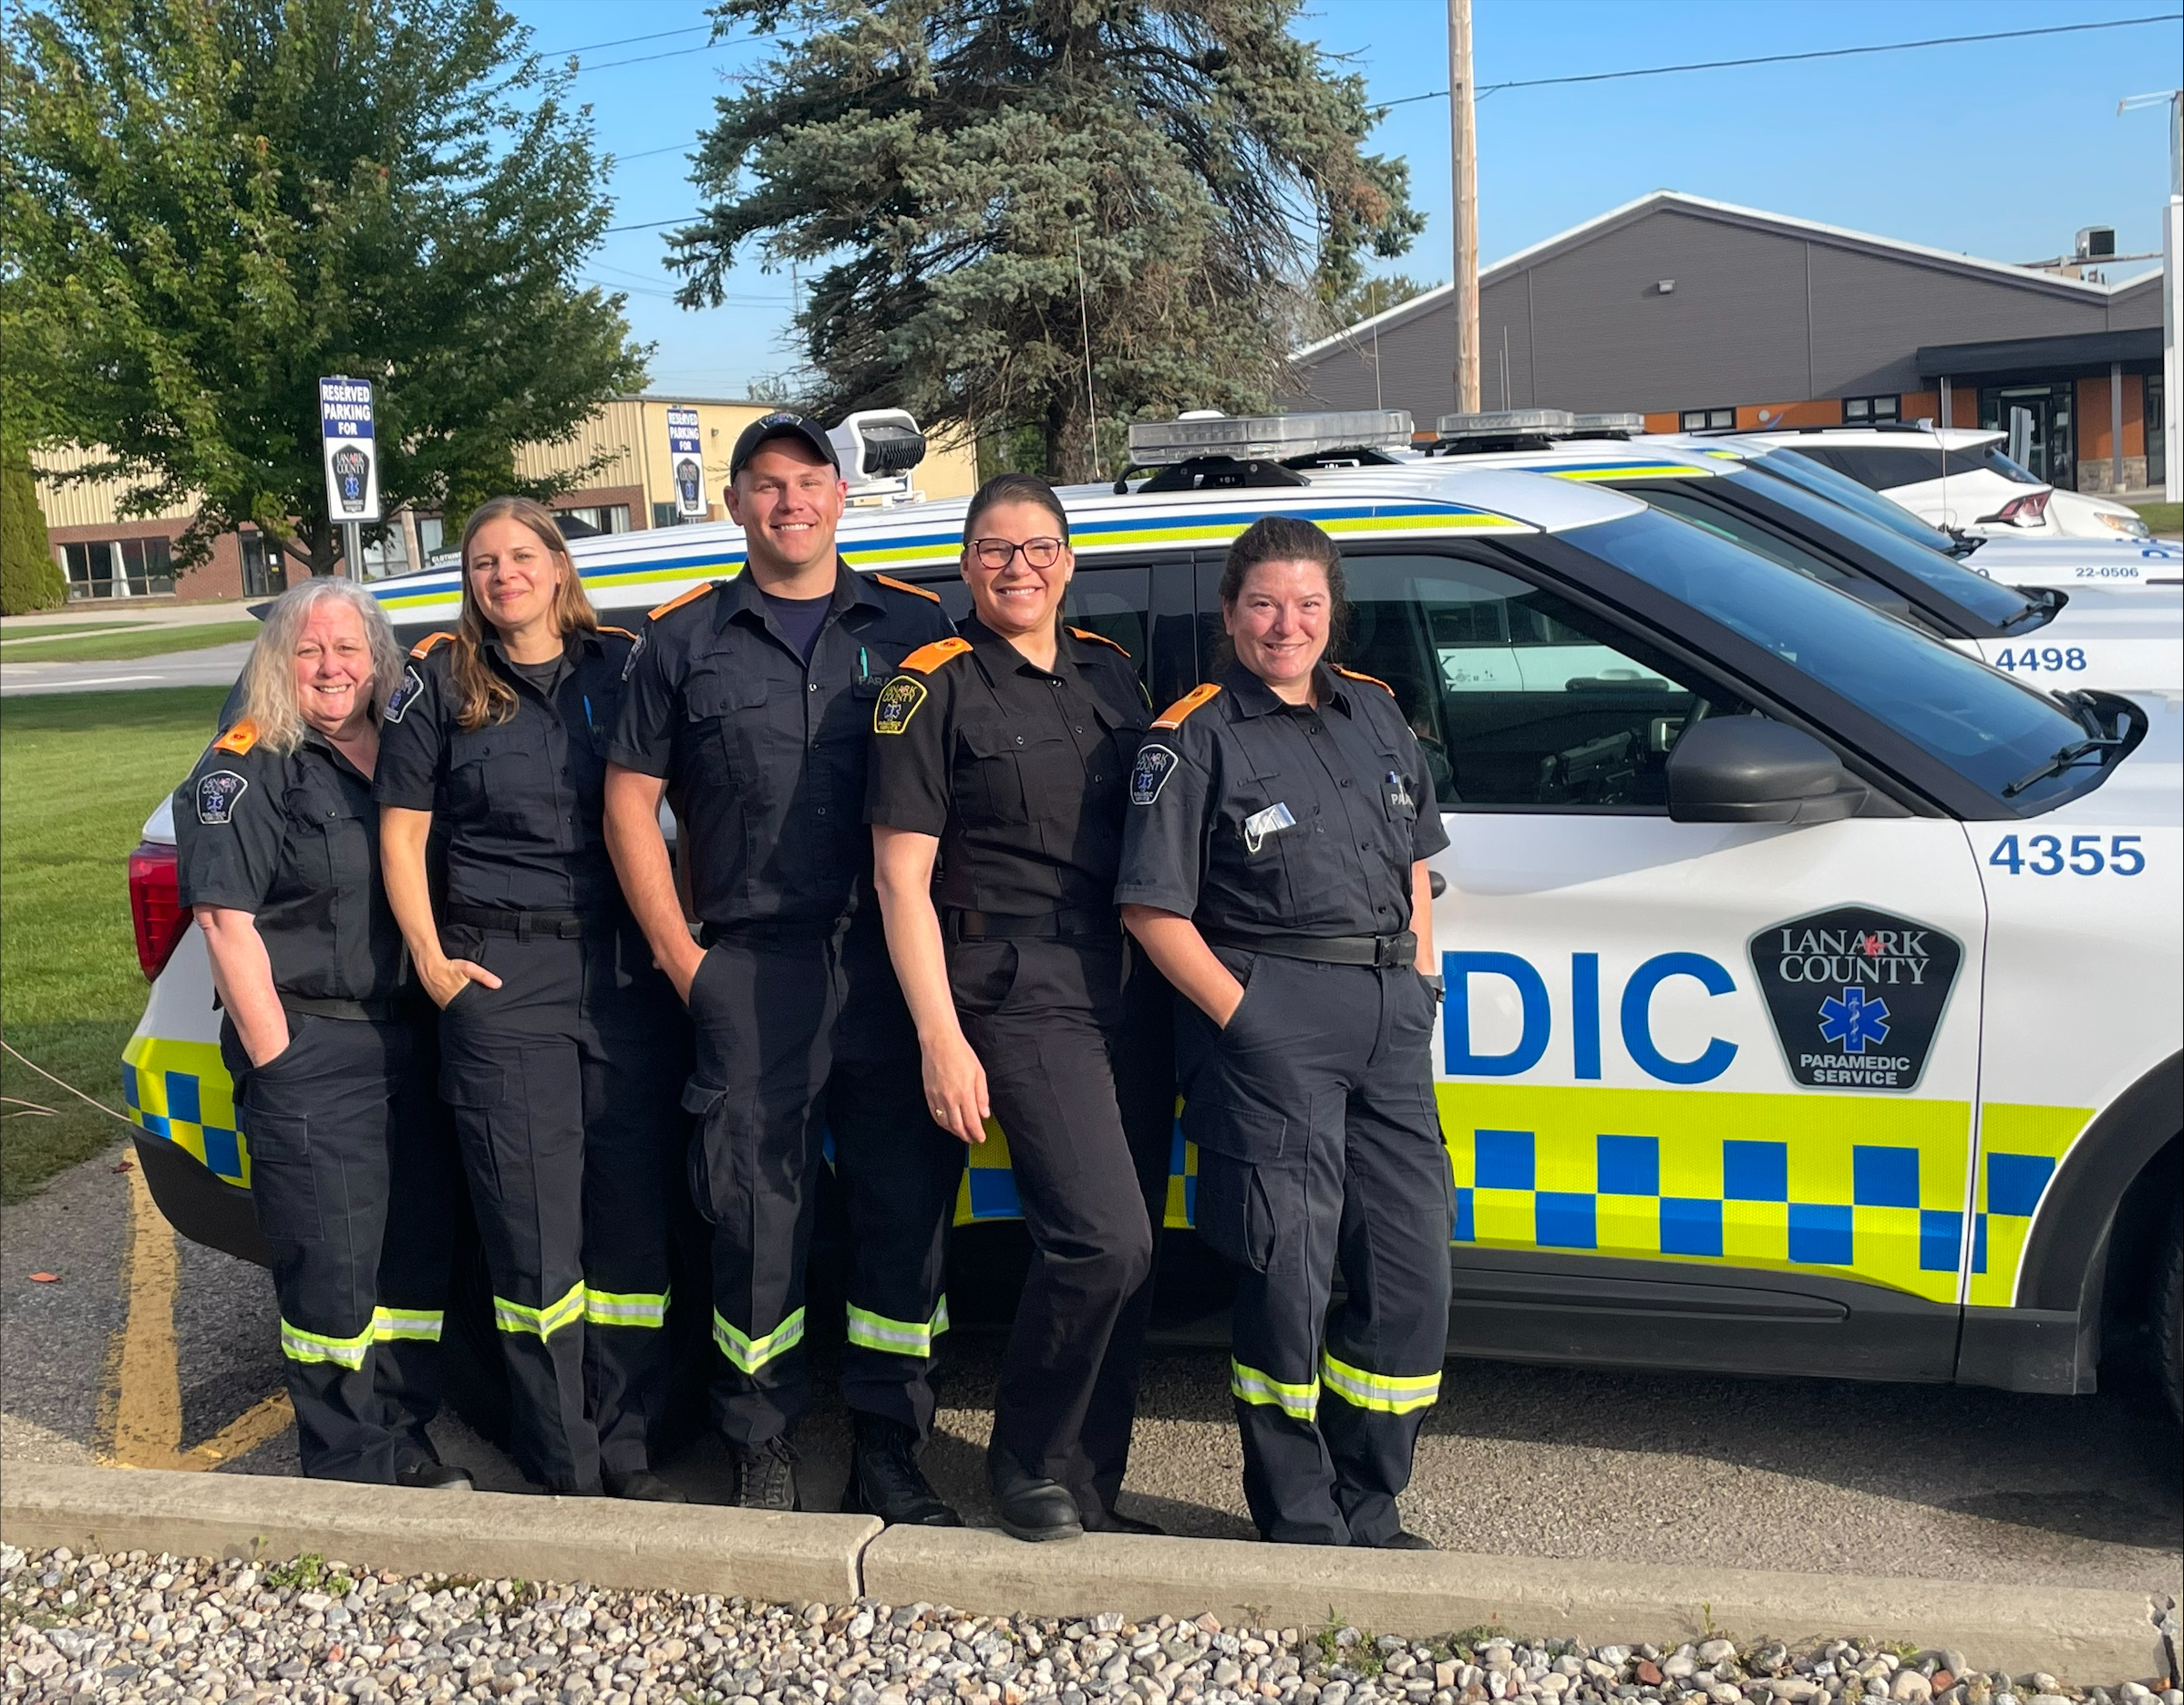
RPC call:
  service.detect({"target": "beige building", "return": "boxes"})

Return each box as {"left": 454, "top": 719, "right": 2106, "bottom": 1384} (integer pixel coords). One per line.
{"left": 33, "top": 392, "right": 979, "bottom": 604}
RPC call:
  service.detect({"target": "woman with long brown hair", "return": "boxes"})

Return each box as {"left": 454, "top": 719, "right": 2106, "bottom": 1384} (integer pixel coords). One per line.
{"left": 376, "top": 497, "right": 691, "bottom": 1499}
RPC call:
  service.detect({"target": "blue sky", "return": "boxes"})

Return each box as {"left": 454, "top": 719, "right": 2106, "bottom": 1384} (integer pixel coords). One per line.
{"left": 507, "top": 0, "right": 2184, "bottom": 399}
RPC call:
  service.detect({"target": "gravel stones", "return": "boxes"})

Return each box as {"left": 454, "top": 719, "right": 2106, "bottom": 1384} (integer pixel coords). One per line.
{"left": 0, "top": 1545, "right": 2164, "bottom": 1705}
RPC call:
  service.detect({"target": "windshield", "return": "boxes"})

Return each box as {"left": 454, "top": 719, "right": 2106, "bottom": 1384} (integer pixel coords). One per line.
{"left": 1721, "top": 465, "right": 2043, "bottom": 631}
{"left": 1574, "top": 509, "right": 2107, "bottom": 811}
{"left": 1748, "top": 449, "right": 1963, "bottom": 553}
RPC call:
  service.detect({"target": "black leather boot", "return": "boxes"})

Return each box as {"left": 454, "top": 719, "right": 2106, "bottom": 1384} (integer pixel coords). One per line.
{"left": 841, "top": 1414, "right": 962, "bottom": 1527}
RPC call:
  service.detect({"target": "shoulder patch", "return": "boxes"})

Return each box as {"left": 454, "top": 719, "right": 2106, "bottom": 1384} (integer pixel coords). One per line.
{"left": 1151, "top": 682, "right": 1221, "bottom": 730}
{"left": 872, "top": 572, "right": 943, "bottom": 604}
{"left": 195, "top": 769, "right": 250, "bottom": 825}
{"left": 384, "top": 663, "right": 427, "bottom": 724}
{"left": 1130, "top": 743, "right": 1180, "bottom": 805}
{"left": 873, "top": 675, "right": 928, "bottom": 736}
{"left": 1067, "top": 625, "right": 1132, "bottom": 659}
{"left": 212, "top": 718, "right": 259, "bottom": 756}
{"left": 900, "top": 636, "right": 973, "bottom": 674}
{"left": 1334, "top": 666, "right": 1395, "bottom": 696}
{"left": 648, "top": 582, "right": 719, "bottom": 622}
{"left": 595, "top": 625, "right": 638, "bottom": 642}
{"left": 408, "top": 631, "right": 455, "bottom": 660}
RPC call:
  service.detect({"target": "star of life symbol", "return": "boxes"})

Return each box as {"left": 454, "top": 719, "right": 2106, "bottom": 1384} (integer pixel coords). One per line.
{"left": 1818, "top": 987, "right": 1890, "bottom": 1054}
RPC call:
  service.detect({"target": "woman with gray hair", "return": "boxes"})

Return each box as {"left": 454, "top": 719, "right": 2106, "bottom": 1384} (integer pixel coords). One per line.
{"left": 175, "top": 576, "right": 467, "bottom": 1488}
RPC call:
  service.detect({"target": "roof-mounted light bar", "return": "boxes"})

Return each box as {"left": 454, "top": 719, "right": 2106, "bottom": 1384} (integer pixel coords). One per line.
{"left": 829, "top": 409, "right": 928, "bottom": 506}
{"left": 1436, "top": 408, "right": 1576, "bottom": 439}
{"left": 1570, "top": 412, "right": 1644, "bottom": 435}
{"left": 1128, "top": 409, "right": 1414, "bottom": 466}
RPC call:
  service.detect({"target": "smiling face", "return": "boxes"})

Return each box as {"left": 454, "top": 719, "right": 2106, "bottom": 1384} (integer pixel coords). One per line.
{"left": 962, "top": 500, "right": 1073, "bottom": 638}
{"left": 292, "top": 597, "right": 378, "bottom": 737}
{"left": 726, "top": 439, "right": 847, "bottom": 579}
{"left": 464, "top": 514, "right": 567, "bottom": 638}
{"left": 1224, "top": 558, "right": 1332, "bottom": 694}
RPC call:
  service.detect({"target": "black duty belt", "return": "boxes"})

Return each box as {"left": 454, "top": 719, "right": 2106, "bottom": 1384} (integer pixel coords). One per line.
{"left": 1203, "top": 927, "right": 1418, "bottom": 969}
{"left": 447, "top": 905, "right": 586, "bottom": 941}
{"left": 283, "top": 996, "right": 401, "bottom": 1022}
{"left": 946, "top": 907, "right": 1119, "bottom": 942}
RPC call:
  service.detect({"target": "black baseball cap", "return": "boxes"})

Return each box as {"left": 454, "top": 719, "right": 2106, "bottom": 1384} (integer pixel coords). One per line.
{"left": 728, "top": 411, "right": 840, "bottom": 480}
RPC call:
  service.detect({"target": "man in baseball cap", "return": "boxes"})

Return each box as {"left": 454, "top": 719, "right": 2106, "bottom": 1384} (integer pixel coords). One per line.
{"left": 726, "top": 411, "right": 840, "bottom": 482}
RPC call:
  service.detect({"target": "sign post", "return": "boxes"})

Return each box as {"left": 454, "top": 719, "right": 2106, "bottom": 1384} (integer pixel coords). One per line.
{"left": 665, "top": 405, "right": 706, "bottom": 522}
{"left": 318, "top": 377, "right": 380, "bottom": 577}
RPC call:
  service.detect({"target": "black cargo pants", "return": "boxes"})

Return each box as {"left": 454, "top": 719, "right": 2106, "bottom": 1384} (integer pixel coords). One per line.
{"left": 948, "top": 932, "right": 1175, "bottom": 1520}
{"left": 436, "top": 915, "right": 690, "bottom": 1493}
{"left": 221, "top": 1007, "right": 456, "bottom": 1483}
{"left": 1179, "top": 951, "right": 1454, "bottom": 1546}
{"left": 684, "top": 919, "right": 963, "bottom": 1444}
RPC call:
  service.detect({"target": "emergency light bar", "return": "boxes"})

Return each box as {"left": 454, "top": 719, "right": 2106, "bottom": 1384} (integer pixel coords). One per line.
{"left": 1571, "top": 412, "right": 1644, "bottom": 435}
{"left": 1128, "top": 409, "right": 1414, "bottom": 466}
{"left": 1436, "top": 408, "right": 1577, "bottom": 439}
{"left": 829, "top": 409, "right": 929, "bottom": 506}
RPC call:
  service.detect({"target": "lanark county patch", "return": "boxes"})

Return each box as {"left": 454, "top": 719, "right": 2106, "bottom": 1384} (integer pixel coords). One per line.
{"left": 384, "top": 664, "right": 425, "bottom": 724}
{"left": 873, "top": 675, "right": 927, "bottom": 735}
{"left": 196, "top": 770, "right": 250, "bottom": 825}
{"left": 1746, "top": 905, "right": 1964, "bottom": 1092}
{"left": 1131, "top": 743, "right": 1180, "bottom": 805}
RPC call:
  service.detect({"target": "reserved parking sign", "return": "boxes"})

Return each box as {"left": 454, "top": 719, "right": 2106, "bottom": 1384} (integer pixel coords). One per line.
{"left": 319, "top": 377, "right": 380, "bottom": 524}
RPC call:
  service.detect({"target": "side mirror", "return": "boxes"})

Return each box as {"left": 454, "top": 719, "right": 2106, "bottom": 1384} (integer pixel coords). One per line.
{"left": 1666, "top": 718, "right": 1868, "bottom": 825}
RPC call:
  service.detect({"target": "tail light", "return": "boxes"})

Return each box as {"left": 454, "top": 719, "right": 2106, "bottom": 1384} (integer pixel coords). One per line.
{"left": 129, "top": 841, "right": 189, "bottom": 981}
{"left": 1978, "top": 491, "right": 2051, "bottom": 526}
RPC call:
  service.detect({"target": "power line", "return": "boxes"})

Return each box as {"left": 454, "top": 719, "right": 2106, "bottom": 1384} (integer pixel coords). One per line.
{"left": 1375, "top": 12, "right": 2181, "bottom": 108}
{"left": 604, "top": 217, "right": 695, "bottom": 233}
{"left": 607, "top": 143, "right": 694, "bottom": 163}
{"left": 538, "top": 25, "right": 708, "bottom": 58}
{"left": 577, "top": 39, "right": 736, "bottom": 74}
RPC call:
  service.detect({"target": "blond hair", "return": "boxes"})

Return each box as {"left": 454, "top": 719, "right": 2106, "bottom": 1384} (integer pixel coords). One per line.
{"left": 451, "top": 497, "right": 598, "bottom": 728}
{"left": 236, "top": 577, "right": 403, "bottom": 753}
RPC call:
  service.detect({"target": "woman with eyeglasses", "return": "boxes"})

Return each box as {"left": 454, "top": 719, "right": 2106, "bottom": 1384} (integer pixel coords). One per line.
{"left": 867, "top": 472, "right": 1174, "bottom": 1543}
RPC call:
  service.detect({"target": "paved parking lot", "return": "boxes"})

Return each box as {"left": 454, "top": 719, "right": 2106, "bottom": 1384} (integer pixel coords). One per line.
{"left": 4, "top": 1139, "right": 2178, "bottom": 1597}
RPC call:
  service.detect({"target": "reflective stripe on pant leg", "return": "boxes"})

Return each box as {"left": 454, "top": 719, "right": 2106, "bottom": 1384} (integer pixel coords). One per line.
{"left": 844, "top": 1295, "right": 950, "bottom": 1358}
{"left": 1229, "top": 1357, "right": 1318, "bottom": 1421}
{"left": 282, "top": 1317, "right": 375, "bottom": 1369}
{"left": 584, "top": 1286, "right": 670, "bottom": 1328}
{"left": 714, "top": 1306, "right": 806, "bottom": 1373}
{"left": 372, "top": 1307, "right": 445, "bottom": 1343}
{"left": 494, "top": 1279, "right": 586, "bottom": 1339}
{"left": 1319, "top": 1349, "right": 1440, "bottom": 1415}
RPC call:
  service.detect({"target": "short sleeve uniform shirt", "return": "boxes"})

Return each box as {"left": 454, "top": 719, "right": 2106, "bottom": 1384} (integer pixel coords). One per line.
{"left": 1114, "top": 659, "right": 1447, "bottom": 937}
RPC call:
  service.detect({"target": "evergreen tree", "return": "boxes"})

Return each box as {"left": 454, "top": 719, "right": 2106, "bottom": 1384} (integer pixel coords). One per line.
{"left": 0, "top": 452, "right": 67, "bottom": 615}
{"left": 670, "top": 0, "right": 1421, "bottom": 480}
{"left": 1, "top": 0, "right": 647, "bottom": 575}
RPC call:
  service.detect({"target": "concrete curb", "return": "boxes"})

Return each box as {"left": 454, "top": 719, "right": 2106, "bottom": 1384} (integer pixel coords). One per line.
{"left": 1, "top": 1463, "right": 876, "bottom": 1606}
{"left": 3, "top": 1464, "right": 2165, "bottom": 1683}
{"left": 861, "top": 1528, "right": 2165, "bottom": 1684}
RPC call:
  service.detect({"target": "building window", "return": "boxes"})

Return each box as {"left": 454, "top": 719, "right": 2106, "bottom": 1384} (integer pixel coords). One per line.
{"left": 241, "top": 533, "right": 287, "bottom": 599}
{"left": 2148, "top": 375, "right": 2167, "bottom": 490}
{"left": 555, "top": 503, "right": 631, "bottom": 538}
{"left": 1841, "top": 395, "right": 1900, "bottom": 424}
{"left": 1679, "top": 408, "right": 1736, "bottom": 431}
{"left": 416, "top": 514, "right": 448, "bottom": 561}
{"left": 60, "top": 537, "right": 175, "bottom": 600}
{"left": 651, "top": 501, "right": 683, "bottom": 530}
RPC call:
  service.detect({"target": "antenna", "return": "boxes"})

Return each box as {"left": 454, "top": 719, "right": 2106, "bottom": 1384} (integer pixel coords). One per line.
{"left": 1075, "top": 232, "right": 1101, "bottom": 480}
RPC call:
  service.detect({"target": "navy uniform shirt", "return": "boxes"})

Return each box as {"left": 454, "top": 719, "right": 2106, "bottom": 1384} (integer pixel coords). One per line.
{"left": 607, "top": 563, "right": 954, "bottom": 932}
{"left": 373, "top": 625, "right": 637, "bottom": 914}
{"left": 1114, "top": 658, "right": 1448, "bottom": 937}
{"left": 864, "top": 616, "right": 1152, "bottom": 917}
{"left": 174, "top": 718, "right": 405, "bottom": 1003}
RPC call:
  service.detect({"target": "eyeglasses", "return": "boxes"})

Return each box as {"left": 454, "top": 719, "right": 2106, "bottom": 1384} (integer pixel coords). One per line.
{"left": 967, "top": 536, "right": 1066, "bottom": 571}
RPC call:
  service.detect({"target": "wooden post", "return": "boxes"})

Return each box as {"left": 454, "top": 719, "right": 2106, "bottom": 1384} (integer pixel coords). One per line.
{"left": 1448, "top": 0, "right": 1479, "bottom": 415}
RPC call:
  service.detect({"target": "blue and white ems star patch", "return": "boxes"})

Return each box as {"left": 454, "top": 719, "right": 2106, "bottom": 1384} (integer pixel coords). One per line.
{"left": 1130, "top": 743, "right": 1179, "bottom": 805}
{"left": 384, "top": 664, "right": 424, "bottom": 724}
{"left": 196, "top": 770, "right": 249, "bottom": 825}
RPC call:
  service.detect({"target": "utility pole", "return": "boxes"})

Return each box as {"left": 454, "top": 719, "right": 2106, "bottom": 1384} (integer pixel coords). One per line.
{"left": 1447, "top": 0, "right": 1479, "bottom": 415}
{"left": 2120, "top": 88, "right": 2181, "bottom": 501}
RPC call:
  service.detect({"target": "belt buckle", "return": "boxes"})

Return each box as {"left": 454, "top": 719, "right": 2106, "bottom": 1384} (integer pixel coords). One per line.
{"left": 1375, "top": 935, "right": 1405, "bottom": 969}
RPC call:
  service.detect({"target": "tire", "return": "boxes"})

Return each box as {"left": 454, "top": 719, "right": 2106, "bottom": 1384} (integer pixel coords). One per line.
{"left": 2155, "top": 1196, "right": 2182, "bottom": 1426}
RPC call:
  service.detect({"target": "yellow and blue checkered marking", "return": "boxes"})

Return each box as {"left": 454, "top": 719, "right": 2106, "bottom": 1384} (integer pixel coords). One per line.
{"left": 956, "top": 1117, "right": 1199, "bottom": 1231}
{"left": 1966, "top": 1102, "right": 2088, "bottom": 1307}
{"left": 120, "top": 1036, "right": 248, "bottom": 1186}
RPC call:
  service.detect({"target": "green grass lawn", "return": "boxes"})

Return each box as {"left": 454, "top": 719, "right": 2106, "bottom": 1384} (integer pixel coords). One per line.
{"left": 0, "top": 620, "right": 261, "bottom": 666}
{"left": 2130, "top": 501, "right": 2181, "bottom": 539}
{"left": 0, "top": 620, "right": 149, "bottom": 642}
{"left": 1, "top": 687, "right": 227, "bottom": 1200}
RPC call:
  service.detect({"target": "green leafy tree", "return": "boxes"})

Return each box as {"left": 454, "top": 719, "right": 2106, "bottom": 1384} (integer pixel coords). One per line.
{"left": 1, "top": 0, "right": 647, "bottom": 576}
{"left": 1326, "top": 271, "right": 1437, "bottom": 332}
{"left": 670, "top": 0, "right": 1421, "bottom": 481}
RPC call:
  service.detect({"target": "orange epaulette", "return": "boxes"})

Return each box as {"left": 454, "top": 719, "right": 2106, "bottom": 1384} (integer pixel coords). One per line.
{"left": 648, "top": 583, "right": 717, "bottom": 622}
{"left": 212, "top": 718, "right": 260, "bottom": 756}
{"left": 873, "top": 573, "right": 942, "bottom": 604}
{"left": 408, "top": 631, "right": 455, "bottom": 660}
{"left": 1152, "top": 683, "right": 1221, "bottom": 730}
{"left": 1334, "top": 666, "right": 1395, "bottom": 697}
{"left": 900, "top": 636, "right": 973, "bottom": 674}
{"left": 1068, "top": 626, "right": 1132, "bottom": 659}
{"left": 595, "top": 625, "right": 638, "bottom": 641}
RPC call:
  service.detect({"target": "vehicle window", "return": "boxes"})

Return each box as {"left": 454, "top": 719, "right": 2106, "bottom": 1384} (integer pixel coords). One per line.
{"left": 1064, "top": 566, "right": 1150, "bottom": 686}
{"left": 1343, "top": 553, "right": 1743, "bottom": 811}
{"left": 1754, "top": 450, "right": 1961, "bottom": 554}
{"left": 1795, "top": 441, "right": 2039, "bottom": 491}
{"left": 887, "top": 565, "right": 974, "bottom": 621}
{"left": 1625, "top": 488, "right": 1859, "bottom": 586}
{"left": 1575, "top": 509, "right": 2103, "bottom": 811}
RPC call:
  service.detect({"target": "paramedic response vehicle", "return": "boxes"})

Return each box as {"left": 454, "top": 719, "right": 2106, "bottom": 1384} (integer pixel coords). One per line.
{"left": 123, "top": 410, "right": 2184, "bottom": 1416}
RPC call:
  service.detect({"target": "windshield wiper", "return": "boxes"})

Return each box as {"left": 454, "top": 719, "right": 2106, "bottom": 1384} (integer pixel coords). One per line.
{"left": 2002, "top": 736, "right": 2124, "bottom": 798}
{"left": 1948, "top": 530, "right": 1982, "bottom": 558}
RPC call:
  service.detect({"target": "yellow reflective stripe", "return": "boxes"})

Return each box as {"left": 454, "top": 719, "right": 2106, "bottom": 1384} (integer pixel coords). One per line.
{"left": 844, "top": 1296, "right": 950, "bottom": 1357}
{"left": 714, "top": 1307, "right": 805, "bottom": 1373}
{"left": 583, "top": 1286, "right": 669, "bottom": 1328}
{"left": 493, "top": 1281, "right": 586, "bottom": 1339}
{"left": 372, "top": 1307, "right": 444, "bottom": 1343}
{"left": 1320, "top": 1350, "right": 1441, "bottom": 1415}
{"left": 281, "top": 1317, "right": 374, "bottom": 1369}
{"left": 1229, "top": 1359, "right": 1318, "bottom": 1421}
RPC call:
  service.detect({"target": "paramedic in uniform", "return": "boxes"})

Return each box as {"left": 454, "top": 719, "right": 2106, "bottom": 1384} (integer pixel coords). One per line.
{"left": 1117, "top": 514, "right": 1452, "bottom": 1549}
{"left": 376, "top": 497, "right": 689, "bottom": 1501}
{"left": 868, "top": 473, "right": 1175, "bottom": 1543}
{"left": 177, "top": 577, "right": 465, "bottom": 1488}
{"left": 603, "top": 412, "right": 968, "bottom": 1521}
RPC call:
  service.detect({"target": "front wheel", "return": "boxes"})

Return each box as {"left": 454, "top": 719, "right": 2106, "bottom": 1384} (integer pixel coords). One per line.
{"left": 2155, "top": 1196, "right": 2181, "bottom": 1425}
